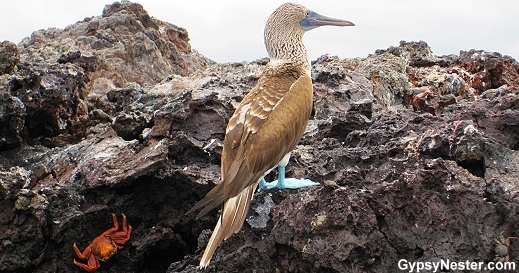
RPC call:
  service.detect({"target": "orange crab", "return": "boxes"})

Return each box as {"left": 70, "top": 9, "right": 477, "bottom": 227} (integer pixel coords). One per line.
{"left": 73, "top": 213, "right": 132, "bottom": 272}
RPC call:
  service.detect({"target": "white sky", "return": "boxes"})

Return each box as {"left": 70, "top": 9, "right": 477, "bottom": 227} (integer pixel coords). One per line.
{"left": 1, "top": 1, "right": 518, "bottom": 63}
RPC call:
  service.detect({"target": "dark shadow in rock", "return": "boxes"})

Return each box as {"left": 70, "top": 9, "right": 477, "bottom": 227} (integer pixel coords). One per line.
{"left": 456, "top": 158, "right": 485, "bottom": 178}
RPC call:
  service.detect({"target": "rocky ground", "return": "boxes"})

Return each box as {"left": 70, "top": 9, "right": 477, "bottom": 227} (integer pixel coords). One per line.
{"left": 1, "top": 2, "right": 519, "bottom": 273}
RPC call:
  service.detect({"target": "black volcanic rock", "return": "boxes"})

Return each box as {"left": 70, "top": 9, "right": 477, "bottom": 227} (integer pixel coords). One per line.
{"left": 1, "top": 2, "right": 519, "bottom": 273}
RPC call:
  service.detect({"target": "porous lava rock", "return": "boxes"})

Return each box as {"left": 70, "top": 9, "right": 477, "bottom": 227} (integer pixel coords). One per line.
{"left": 1, "top": 3, "right": 519, "bottom": 273}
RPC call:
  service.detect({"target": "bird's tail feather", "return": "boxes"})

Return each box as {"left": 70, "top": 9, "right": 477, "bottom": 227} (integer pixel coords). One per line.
{"left": 185, "top": 183, "right": 228, "bottom": 219}
{"left": 199, "top": 182, "right": 258, "bottom": 268}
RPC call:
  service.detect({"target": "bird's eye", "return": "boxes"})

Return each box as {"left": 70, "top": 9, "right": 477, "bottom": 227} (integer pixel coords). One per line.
{"left": 305, "top": 11, "right": 310, "bottom": 16}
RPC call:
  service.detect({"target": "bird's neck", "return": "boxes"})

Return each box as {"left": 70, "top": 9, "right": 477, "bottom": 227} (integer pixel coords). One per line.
{"left": 265, "top": 31, "right": 310, "bottom": 71}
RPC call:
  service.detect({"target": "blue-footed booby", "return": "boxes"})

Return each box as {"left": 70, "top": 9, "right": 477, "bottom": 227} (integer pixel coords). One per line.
{"left": 186, "top": 2, "right": 354, "bottom": 268}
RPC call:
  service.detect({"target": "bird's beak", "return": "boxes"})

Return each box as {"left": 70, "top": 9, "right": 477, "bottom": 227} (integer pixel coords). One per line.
{"left": 300, "top": 10, "right": 355, "bottom": 31}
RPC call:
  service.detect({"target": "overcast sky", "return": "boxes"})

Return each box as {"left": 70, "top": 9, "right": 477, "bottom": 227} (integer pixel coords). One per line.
{"left": 1, "top": 1, "right": 518, "bottom": 63}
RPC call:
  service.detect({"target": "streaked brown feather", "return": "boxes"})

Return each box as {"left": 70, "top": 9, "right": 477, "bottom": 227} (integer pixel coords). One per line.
{"left": 198, "top": 183, "right": 258, "bottom": 268}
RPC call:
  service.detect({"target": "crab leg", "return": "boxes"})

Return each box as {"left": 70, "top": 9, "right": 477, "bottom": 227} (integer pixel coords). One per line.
{"left": 99, "top": 213, "right": 120, "bottom": 236}
{"left": 110, "top": 214, "right": 132, "bottom": 247}
{"left": 73, "top": 254, "right": 100, "bottom": 272}
{"left": 73, "top": 243, "right": 92, "bottom": 260}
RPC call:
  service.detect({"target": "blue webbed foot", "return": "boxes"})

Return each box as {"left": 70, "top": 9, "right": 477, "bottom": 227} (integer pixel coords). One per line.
{"left": 262, "top": 177, "right": 319, "bottom": 189}
{"left": 258, "top": 165, "right": 319, "bottom": 191}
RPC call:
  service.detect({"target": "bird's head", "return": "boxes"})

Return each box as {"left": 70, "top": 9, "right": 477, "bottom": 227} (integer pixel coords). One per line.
{"left": 265, "top": 3, "right": 354, "bottom": 65}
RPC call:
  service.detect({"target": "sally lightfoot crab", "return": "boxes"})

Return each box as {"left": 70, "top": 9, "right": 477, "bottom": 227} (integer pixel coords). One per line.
{"left": 73, "top": 213, "right": 132, "bottom": 272}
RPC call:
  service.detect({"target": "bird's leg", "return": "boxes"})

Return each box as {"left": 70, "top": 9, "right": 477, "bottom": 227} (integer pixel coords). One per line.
{"left": 259, "top": 153, "right": 319, "bottom": 190}
{"left": 276, "top": 165, "right": 287, "bottom": 188}
{"left": 259, "top": 178, "right": 267, "bottom": 189}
